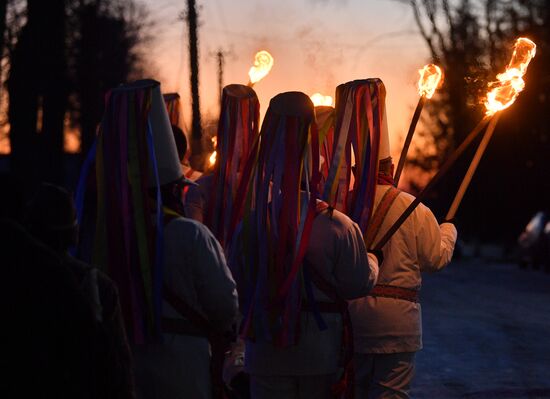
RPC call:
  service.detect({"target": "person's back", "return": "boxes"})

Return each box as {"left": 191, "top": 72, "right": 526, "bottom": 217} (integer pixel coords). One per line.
{"left": 79, "top": 79, "right": 239, "bottom": 399}
{"left": 244, "top": 204, "right": 378, "bottom": 378}
{"left": 332, "top": 79, "right": 457, "bottom": 397}
{"left": 2, "top": 219, "right": 102, "bottom": 399}
{"left": 350, "top": 185, "right": 456, "bottom": 352}
{"left": 23, "top": 182, "right": 136, "bottom": 399}
{"left": 230, "top": 91, "right": 379, "bottom": 399}
{"left": 134, "top": 211, "right": 238, "bottom": 399}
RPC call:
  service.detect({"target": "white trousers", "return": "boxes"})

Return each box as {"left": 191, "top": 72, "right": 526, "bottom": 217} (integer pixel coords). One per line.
{"left": 354, "top": 352, "right": 415, "bottom": 399}
{"left": 250, "top": 373, "right": 338, "bottom": 399}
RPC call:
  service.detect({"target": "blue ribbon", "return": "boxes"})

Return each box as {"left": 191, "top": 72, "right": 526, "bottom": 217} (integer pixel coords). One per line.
{"left": 303, "top": 265, "right": 328, "bottom": 331}
{"left": 146, "top": 118, "right": 164, "bottom": 337}
{"left": 75, "top": 139, "right": 97, "bottom": 226}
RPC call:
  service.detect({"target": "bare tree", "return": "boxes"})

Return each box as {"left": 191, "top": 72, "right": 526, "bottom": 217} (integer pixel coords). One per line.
{"left": 4, "top": 0, "right": 151, "bottom": 188}
{"left": 68, "top": 0, "right": 151, "bottom": 157}
{"left": 399, "top": 0, "right": 550, "bottom": 244}
{"left": 8, "top": 0, "right": 67, "bottom": 186}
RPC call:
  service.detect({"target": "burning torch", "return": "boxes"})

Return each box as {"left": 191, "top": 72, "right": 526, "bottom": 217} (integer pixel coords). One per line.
{"left": 445, "top": 37, "right": 536, "bottom": 220}
{"left": 370, "top": 37, "right": 536, "bottom": 252}
{"left": 394, "top": 64, "right": 443, "bottom": 186}
{"left": 310, "top": 93, "right": 334, "bottom": 107}
{"left": 209, "top": 136, "right": 218, "bottom": 168}
{"left": 247, "top": 50, "right": 274, "bottom": 87}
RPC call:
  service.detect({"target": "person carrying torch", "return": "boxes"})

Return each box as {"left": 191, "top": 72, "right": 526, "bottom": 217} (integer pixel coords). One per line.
{"left": 228, "top": 91, "right": 380, "bottom": 399}
{"left": 324, "top": 78, "right": 457, "bottom": 399}
{"left": 372, "top": 37, "right": 537, "bottom": 252}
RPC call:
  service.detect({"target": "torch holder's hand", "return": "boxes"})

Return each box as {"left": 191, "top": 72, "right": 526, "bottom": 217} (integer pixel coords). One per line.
{"left": 369, "top": 249, "right": 384, "bottom": 266}
{"left": 440, "top": 217, "right": 456, "bottom": 225}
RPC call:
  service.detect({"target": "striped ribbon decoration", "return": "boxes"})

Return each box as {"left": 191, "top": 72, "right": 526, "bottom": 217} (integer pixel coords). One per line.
{"left": 322, "top": 79, "right": 385, "bottom": 233}
{"left": 163, "top": 92, "right": 181, "bottom": 126}
{"left": 205, "top": 84, "right": 260, "bottom": 248}
{"left": 76, "top": 84, "right": 163, "bottom": 344}
{"left": 229, "top": 92, "right": 321, "bottom": 347}
{"left": 315, "top": 105, "right": 336, "bottom": 199}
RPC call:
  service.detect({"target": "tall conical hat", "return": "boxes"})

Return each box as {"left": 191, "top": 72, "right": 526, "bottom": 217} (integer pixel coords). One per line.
{"left": 77, "top": 79, "right": 194, "bottom": 345}
{"left": 315, "top": 105, "right": 335, "bottom": 194}
{"left": 109, "top": 80, "right": 191, "bottom": 187}
{"left": 163, "top": 92, "right": 181, "bottom": 126}
{"left": 324, "top": 78, "right": 388, "bottom": 232}
{"left": 231, "top": 91, "right": 320, "bottom": 348}
{"left": 206, "top": 83, "right": 260, "bottom": 247}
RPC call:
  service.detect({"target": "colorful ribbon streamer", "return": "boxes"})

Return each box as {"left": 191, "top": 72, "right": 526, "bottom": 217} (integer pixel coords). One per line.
{"left": 75, "top": 84, "right": 165, "bottom": 344}
{"left": 322, "top": 79, "right": 385, "bottom": 233}
{"left": 205, "top": 85, "right": 260, "bottom": 248}
{"left": 229, "top": 92, "right": 321, "bottom": 347}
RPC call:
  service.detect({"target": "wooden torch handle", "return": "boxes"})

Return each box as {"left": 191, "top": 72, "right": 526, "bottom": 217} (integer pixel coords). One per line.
{"left": 394, "top": 95, "right": 426, "bottom": 186}
{"left": 445, "top": 112, "right": 501, "bottom": 220}
{"left": 371, "top": 115, "right": 491, "bottom": 251}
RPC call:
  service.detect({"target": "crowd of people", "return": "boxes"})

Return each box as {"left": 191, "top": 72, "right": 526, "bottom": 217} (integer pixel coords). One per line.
{"left": 3, "top": 78, "right": 457, "bottom": 399}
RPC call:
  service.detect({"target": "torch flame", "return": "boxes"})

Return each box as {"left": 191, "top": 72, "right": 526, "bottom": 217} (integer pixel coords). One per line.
{"left": 209, "top": 136, "right": 217, "bottom": 166}
{"left": 248, "top": 50, "right": 274, "bottom": 85}
{"left": 310, "top": 93, "right": 334, "bottom": 107}
{"left": 484, "top": 37, "right": 536, "bottom": 115}
{"left": 417, "top": 64, "right": 443, "bottom": 99}
{"left": 209, "top": 151, "right": 217, "bottom": 166}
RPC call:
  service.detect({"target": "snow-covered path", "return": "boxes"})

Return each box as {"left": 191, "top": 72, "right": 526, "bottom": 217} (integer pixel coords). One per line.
{"left": 413, "top": 259, "right": 550, "bottom": 398}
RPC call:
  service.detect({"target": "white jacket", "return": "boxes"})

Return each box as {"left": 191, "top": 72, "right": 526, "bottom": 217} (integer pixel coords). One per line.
{"left": 162, "top": 216, "right": 238, "bottom": 331}
{"left": 349, "top": 184, "right": 457, "bottom": 353}
{"left": 243, "top": 205, "right": 379, "bottom": 375}
{"left": 134, "top": 216, "right": 238, "bottom": 399}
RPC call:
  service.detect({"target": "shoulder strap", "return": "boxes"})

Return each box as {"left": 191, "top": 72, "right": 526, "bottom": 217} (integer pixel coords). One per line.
{"left": 364, "top": 186, "right": 400, "bottom": 249}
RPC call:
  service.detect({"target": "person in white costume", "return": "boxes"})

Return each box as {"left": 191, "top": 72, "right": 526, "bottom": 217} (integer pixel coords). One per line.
{"left": 230, "top": 92, "right": 380, "bottom": 399}
{"left": 347, "top": 82, "right": 457, "bottom": 399}
{"left": 113, "top": 80, "right": 239, "bottom": 399}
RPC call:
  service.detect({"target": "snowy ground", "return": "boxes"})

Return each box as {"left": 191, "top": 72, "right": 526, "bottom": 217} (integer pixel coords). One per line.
{"left": 412, "top": 258, "right": 550, "bottom": 398}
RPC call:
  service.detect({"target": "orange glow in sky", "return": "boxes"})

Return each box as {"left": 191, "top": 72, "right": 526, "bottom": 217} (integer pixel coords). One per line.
{"left": 147, "top": 0, "right": 429, "bottom": 159}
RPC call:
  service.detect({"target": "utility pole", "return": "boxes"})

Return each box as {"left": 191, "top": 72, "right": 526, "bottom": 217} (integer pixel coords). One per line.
{"left": 210, "top": 48, "right": 231, "bottom": 106}
{"left": 216, "top": 49, "right": 224, "bottom": 105}
{"left": 0, "top": 0, "right": 7, "bottom": 107}
{"left": 185, "top": 0, "right": 202, "bottom": 168}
